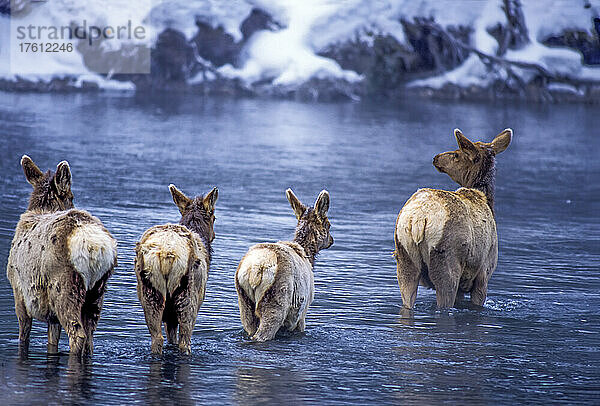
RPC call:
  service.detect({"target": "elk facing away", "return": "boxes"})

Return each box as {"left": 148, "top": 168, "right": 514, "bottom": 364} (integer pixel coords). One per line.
{"left": 235, "top": 189, "right": 333, "bottom": 342}
{"left": 135, "top": 185, "right": 218, "bottom": 355}
{"left": 394, "top": 129, "right": 512, "bottom": 309}
{"left": 6, "top": 156, "right": 117, "bottom": 358}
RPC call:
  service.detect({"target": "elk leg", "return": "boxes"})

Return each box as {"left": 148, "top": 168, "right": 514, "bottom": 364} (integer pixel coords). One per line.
{"left": 176, "top": 301, "right": 198, "bottom": 355}
{"left": 57, "top": 314, "right": 86, "bottom": 359}
{"left": 53, "top": 273, "right": 87, "bottom": 359}
{"left": 394, "top": 242, "right": 420, "bottom": 310}
{"left": 47, "top": 317, "right": 61, "bottom": 353}
{"left": 295, "top": 317, "right": 305, "bottom": 333}
{"left": 142, "top": 298, "right": 165, "bottom": 355}
{"left": 81, "top": 272, "right": 110, "bottom": 356}
{"left": 137, "top": 270, "right": 166, "bottom": 355}
{"left": 429, "top": 252, "right": 460, "bottom": 309}
{"left": 236, "top": 285, "right": 259, "bottom": 337}
{"left": 14, "top": 292, "right": 32, "bottom": 355}
{"left": 454, "top": 290, "right": 466, "bottom": 307}
{"left": 163, "top": 299, "right": 178, "bottom": 345}
{"left": 470, "top": 272, "right": 488, "bottom": 307}
{"left": 165, "top": 320, "right": 178, "bottom": 345}
{"left": 252, "top": 292, "right": 286, "bottom": 342}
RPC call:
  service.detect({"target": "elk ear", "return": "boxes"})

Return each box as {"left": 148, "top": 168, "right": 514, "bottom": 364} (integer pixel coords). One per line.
{"left": 169, "top": 184, "right": 191, "bottom": 215}
{"left": 314, "top": 190, "right": 330, "bottom": 218}
{"left": 53, "top": 160, "right": 72, "bottom": 195}
{"left": 286, "top": 188, "right": 306, "bottom": 219}
{"left": 490, "top": 128, "right": 512, "bottom": 154}
{"left": 454, "top": 128, "right": 477, "bottom": 156}
{"left": 21, "top": 155, "right": 44, "bottom": 186}
{"left": 203, "top": 187, "right": 218, "bottom": 212}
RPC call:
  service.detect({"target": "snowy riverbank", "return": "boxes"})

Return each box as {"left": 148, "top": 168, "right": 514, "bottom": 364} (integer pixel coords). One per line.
{"left": 1, "top": 0, "right": 599, "bottom": 102}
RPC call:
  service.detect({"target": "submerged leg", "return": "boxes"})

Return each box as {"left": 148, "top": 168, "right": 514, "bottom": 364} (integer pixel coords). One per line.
{"left": 81, "top": 272, "right": 111, "bottom": 357}
{"left": 236, "top": 284, "right": 259, "bottom": 337}
{"left": 295, "top": 318, "right": 305, "bottom": 333}
{"left": 14, "top": 292, "right": 32, "bottom": 355}
{"left": 53, "top": 273, "right": 88, "bottom": 359}
{"left": 429, "top": 252, "right": 460, "bottom": 309}
{"left": 47, "top": 318, "right": 61, "bottom": 354}
{"left": 470, "top": 272, "right": 488, "bottom": 307}
{"left": 163, "top": 298, "right": 178, "bottom": 345}
{"left": 394, "top": 242, "right": 420, "bottom": 310}
{"left": 176, "top": 299, "right": 198, "bottom": 355}
{"left": 252, "top": 293, "right": 287, "bottom": 342}
{"left": 165, "top": 320, "right": 178, "bottom": 345}
{"left": 454, "top": 290, "right": 466, "bottom": 307}
{"left": 141, "top": 294, "right": 165, "bottom": 355}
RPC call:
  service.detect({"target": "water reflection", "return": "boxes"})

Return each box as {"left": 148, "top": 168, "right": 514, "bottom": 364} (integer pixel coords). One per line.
{"left": 66, "top": 356, "right": 94, "bottom": 403}
{"left": 235, "top": 366, "right": 307, "bottom": 405}
{"left": 145, "top": 358, "right": 193, "bottom": 405}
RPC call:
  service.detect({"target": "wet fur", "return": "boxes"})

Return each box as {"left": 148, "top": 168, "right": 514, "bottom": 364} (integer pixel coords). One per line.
{"left": 134, "top": 185, "right": 217, "bottom": 355}
{"left": 394, "top": 129, "right": 511, "bottom": 309}
{"left": 6, "top": 156, "right": 116, "bottom": 358}
{"left": 235, "top": 189, "right": 333, "bottom": 342}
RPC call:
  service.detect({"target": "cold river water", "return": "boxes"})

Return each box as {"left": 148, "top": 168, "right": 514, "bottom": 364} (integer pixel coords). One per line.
{"left": 0, "top": 92, "right": 598, "bottom": 404}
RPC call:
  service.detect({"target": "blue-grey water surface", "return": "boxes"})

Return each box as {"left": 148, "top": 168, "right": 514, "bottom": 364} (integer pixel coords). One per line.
{"left": 0, "top": 92, "right": 598, "bottom": 405}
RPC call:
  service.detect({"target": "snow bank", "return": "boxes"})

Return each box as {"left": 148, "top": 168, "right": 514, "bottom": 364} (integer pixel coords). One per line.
{"left": 0, "top": 0, "right": 151, "bottom": 88}
{"left": 409, "top": 0, "right": 600, "bottom": 89}
{"left": 1, "top": 0, "right": 599, "bottom": 94}
{"left": 219, "top": 0, "right": 361, "bottom": 86}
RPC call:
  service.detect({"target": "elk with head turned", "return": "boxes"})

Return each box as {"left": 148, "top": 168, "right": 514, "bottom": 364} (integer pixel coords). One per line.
{"left": 235, "top": 189, "right": 333, "bottom": 342}
{"left": 394, "top": 128, "right": 512, "bottom": 309}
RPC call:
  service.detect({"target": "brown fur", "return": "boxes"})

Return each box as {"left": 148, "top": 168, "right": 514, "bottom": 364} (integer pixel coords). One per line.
{"left": 134, "top": 184, "right": 217, "bottom": 355}
{"left": 394, "top": 129, "right": 512, "bottom": 309}
{"left": 235, "top": 189, "right": 333, "bottom": 342}
{"left": 6, "top": 156, "right": 117, "bottom": 359}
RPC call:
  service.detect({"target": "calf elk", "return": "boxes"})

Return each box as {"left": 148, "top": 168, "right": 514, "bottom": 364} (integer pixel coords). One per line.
{"left": 394, "top": 129, "right": 512, "bottom": 309}
{"left": 235, "top": 189, "right": 333, "bottom": 342}
{"left": 135, "top": 184, "right": 218, "bottom": 354}
{"left": 7, "top": 156, "right": 117, "bottom": 358}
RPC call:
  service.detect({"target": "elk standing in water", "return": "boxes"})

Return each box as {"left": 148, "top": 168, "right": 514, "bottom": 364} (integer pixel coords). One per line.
{"left": 135, "top": 184, "right": 218, "bottom": 355}
{"left": 7, "top": 156, "right": 117, "bottom": 358}
{"left": 394, "top": 129, "right": 512, "bottom": 309}
{"left": 235, "top": 189, "right": 333, "bottom": 342}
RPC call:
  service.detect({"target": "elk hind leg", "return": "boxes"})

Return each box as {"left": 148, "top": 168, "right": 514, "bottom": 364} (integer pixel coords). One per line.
{"left": 236, "top": 286, "right": 259, "bottom": 337}
{"left": 47, "top": 317, "right": 61, "bottom": 354}
{"left": 81, "top": 273, "right": 110, "bottom": 356}
{"left": 15, "top": 292, "right": 32, "bottom": 355}
{"left": 429, "top": 252, "right": 460, "bottom": 309}
{"left": 470, "top": 272, "right": 488, "bottom": 307}
{"left": 163, "top": 300, "right": 178, "bottom": 345}
{"left": 394, "top": 242, "right": 420, "bottom": 310}
{"left": 252, "top": 295, "right": 287, "bottom": 342}
{"left": 176, "top": 303, "right": 197, "bottom": 355}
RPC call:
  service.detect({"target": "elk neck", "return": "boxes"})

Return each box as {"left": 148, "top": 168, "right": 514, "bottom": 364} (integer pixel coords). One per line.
{"left": 293, "top": 220, "right": 319, "bottom": 266}
{"left": 180, "top": 211, "right": 213, "bottom": 261}
{"left": 468, "top": 155, "right": 496, "bottom": 216}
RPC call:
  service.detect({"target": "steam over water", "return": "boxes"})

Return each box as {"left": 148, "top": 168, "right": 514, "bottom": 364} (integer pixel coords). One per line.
{"left": 0, "top": 93, "right": 598, "bottom": 404}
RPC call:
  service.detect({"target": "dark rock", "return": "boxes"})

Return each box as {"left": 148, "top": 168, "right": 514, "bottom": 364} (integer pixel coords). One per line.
{"left": 241, "top": 8, "right": 281, "bottom": 41}
{"left": 319, "top": 35, "right": 376, "bottom": 75}
{"left": 320, "top": 18, "right": 471, "bottom": 96}
{"left": 190, "top": 7, "right": 280, "bottom": 68}
{"left": 0, "top": 0, "right": 10, "bottom": 15}
{"left": 543, "top": 28, "right": 600, "bottom": 65}
{"left": 191, "top": 19, "right": 240, "bottom": 67}
{"left": 153, "top": 28, "right": 194, "bottom": 81}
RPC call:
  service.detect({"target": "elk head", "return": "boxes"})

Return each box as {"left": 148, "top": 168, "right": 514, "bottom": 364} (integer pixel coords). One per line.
{"left": 21, "top": 155, "right": 74, "bottom": 212}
